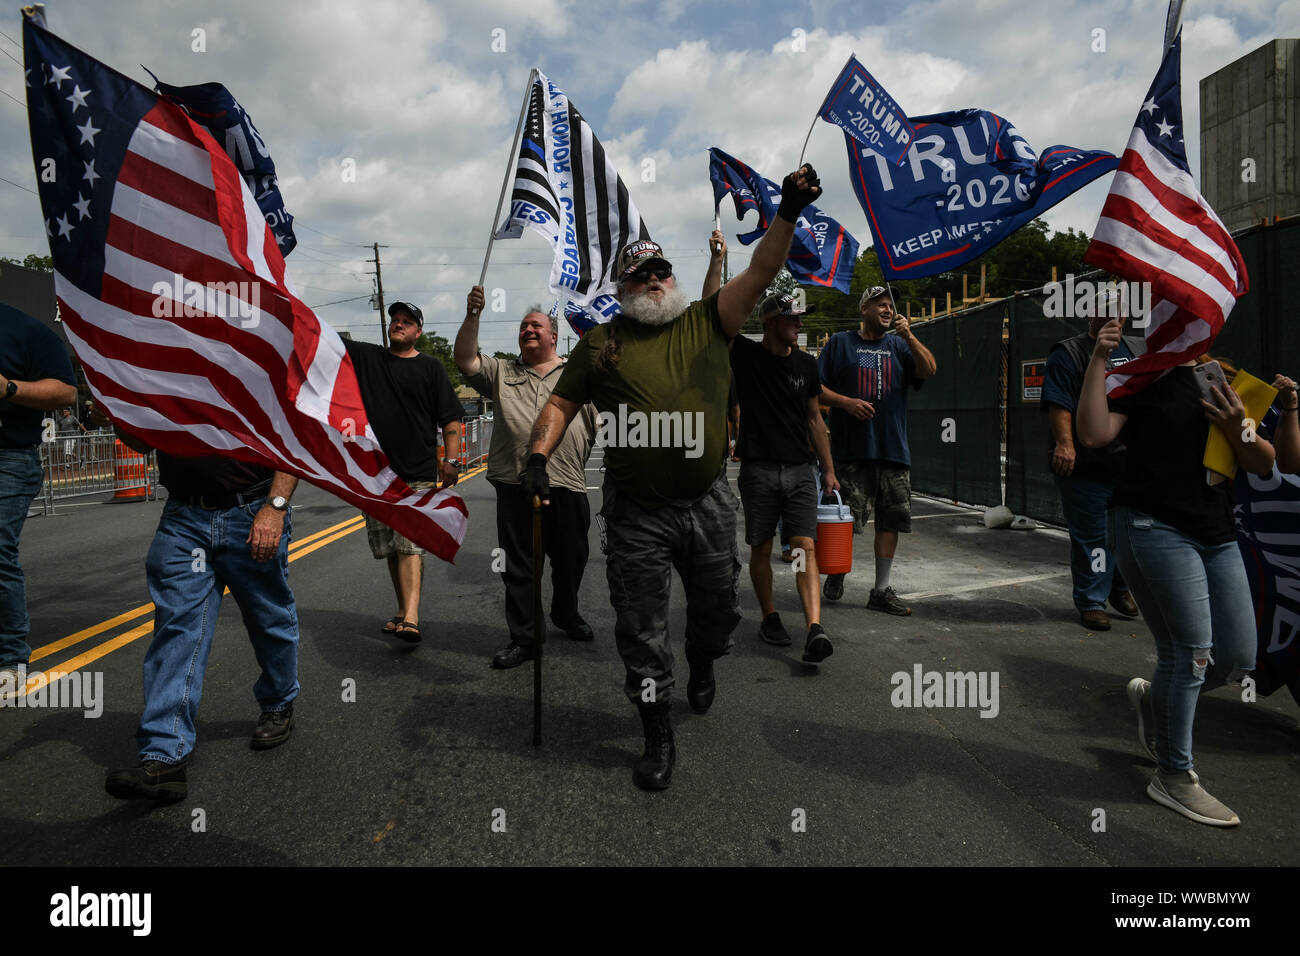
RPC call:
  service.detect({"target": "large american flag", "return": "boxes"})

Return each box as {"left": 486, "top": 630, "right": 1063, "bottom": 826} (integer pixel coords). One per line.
{"left": 22, "top": 19, "right": 467, "bottom": 560}
{"left": 1083, "top": 9, "right": 1248, "bottom": 397}
{"left": 493, "top": 69, "right": 650, "bottom": 307}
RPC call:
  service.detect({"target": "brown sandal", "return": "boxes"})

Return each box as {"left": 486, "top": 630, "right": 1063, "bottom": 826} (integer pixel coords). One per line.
{"left": 394, "top": 621, "right": 422, "bottom": 643}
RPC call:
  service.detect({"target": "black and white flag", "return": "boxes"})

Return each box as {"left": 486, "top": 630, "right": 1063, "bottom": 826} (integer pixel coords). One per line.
{"left": 493, "top": 69, "right": 650, "bottom": 306}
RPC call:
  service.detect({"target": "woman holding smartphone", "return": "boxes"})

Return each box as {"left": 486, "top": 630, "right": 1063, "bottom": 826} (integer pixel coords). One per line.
{"left": 1076, "top": 319, "right": 1275, "bottom": 827}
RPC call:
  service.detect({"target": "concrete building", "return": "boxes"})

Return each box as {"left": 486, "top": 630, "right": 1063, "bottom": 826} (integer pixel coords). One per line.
{"left": 1200, "top": 38, "right": 1299, "bottom": 234}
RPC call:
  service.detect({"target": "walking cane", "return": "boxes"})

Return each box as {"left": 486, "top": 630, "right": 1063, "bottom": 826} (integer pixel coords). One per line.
{"left": 532, "top": 495, "right": 544, "bottom": 747}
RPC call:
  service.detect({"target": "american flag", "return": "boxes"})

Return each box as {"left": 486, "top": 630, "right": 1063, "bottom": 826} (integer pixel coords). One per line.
{"left": 494, "top": 69, "right": 650, "bottom": 307}
{"left": 22, "top": 19, "right": 467, "bottom": 560}
{"left": 1083, "top": 8, "right": 1248, "bottom": 397}
{"left": 857, "top": 347, "right": 891, "bottom": 403}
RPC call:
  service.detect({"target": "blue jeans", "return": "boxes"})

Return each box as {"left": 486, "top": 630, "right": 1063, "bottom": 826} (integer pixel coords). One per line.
{"left": 1109, "top": 506, "right": 1255, "bottom": 772}
{"left": 137, "top": 498, "right": 299, "bottom": 764}
{"left": 1054, "top": 473, "right": 1126, "bottom": 612}
{"left": 0, "top": 448, "right": 43, "bottom": 669}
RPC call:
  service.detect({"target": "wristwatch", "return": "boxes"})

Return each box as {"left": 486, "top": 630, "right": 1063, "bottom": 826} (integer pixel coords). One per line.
{"left": 4, "top": 379, "right": 16, "bottom": 400}
{"left": 445, "top": 458, "right": 464, "bottom": 469}
{"left": 269, "top": 495, "right": 290, "bottom": 511}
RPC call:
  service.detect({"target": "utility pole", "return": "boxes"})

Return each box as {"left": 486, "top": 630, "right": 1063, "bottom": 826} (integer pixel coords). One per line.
{"left": 564, "top": 334, "right": 572, "bottom": 357}
{"left": 367, "top": 242, "right": 390, "bottom": 348}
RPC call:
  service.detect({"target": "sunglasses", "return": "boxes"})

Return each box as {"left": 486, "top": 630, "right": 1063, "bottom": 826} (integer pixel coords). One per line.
{"left": 626, "top": 266, "right": 672, "bottom": 284}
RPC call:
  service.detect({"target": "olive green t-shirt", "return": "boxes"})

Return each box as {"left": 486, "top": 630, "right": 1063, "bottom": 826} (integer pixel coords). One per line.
{"left": 551, "top": 293, "right": 731, "bottom": 509}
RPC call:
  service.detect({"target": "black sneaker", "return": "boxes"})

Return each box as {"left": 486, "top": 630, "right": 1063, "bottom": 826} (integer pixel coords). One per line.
{"left": 105, "top": 759, "right": 188, "bottom": 801}
{"left": 802, "top": 624, "right": 833, "bottom": 663}
{"left": 758, "top": 612, "right": 792, "bottom": 646}
{"left": 823, "top": 574, "right": 845, "bottom": 602}
{"left": 867, "top": 586, "right": 911, "bottom": 616}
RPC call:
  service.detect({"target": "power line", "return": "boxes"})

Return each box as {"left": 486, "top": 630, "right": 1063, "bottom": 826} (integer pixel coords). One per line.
{"left": 0, "top": 28, "right": 20, "bottom": 47}
{"left": 0, "top": 85, "right": 24, "bottom": 108}
{"left": 294, "top": 221, "right": 367, "bottom": 247}
{"left": 0, "top": 45, "right": 22, "bottom": 68}
{"left": 0, "top": 173, "right": 37, "bottom": 195}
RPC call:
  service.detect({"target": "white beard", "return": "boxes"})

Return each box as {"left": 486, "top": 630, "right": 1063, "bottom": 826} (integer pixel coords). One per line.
{"left": 619, "top": 285, "right": 691, "bottom": 327}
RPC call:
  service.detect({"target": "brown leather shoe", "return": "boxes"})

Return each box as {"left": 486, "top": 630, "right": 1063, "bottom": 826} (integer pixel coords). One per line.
{"left": 1110, "top": 590, "right": 1140, "bottom": 618}
{"left": 251, "top": 705, "right": 294, "bottom": 750}
{"left": 1080, "top": 609, "right": 1111, "bottom": 631}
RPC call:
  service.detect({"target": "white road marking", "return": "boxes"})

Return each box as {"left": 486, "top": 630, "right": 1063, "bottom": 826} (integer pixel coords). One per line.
{"left": 901, "top": 570, "right": 1070, "bottom": 601}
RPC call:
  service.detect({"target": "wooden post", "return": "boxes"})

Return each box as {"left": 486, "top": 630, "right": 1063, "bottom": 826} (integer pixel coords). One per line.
{"left": 980, "top": 263, "right": 987, "bottom": 301}
{"left": 945, "top": 291, "right": 952, "bottom": 315}
{"left": 962, "top": 273, "right": 969, "bottom": 303}
{"left": 1051, "top": 265, "right": 1058, "bottom": 285}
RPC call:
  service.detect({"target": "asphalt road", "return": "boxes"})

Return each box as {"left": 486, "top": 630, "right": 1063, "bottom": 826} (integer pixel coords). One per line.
{"left": 2, "top": 458, "right": 1297, "bottom": 866}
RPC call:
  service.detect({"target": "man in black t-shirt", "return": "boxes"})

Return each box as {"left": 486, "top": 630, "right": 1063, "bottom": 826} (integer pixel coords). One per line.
{"left": 343, "top": 301, "right": 463, "bottom": 642}
{"left": 1041, "top": 313, "right": 1141, "bottom": 631}
{"left": 0, "top": 305, "right": 77, "bottom": 696}
{"left": 731, "top": 293, "right": 838, "bottom": 663}
{"left": 104, "top": 440, "right": 300, "bottom": 802}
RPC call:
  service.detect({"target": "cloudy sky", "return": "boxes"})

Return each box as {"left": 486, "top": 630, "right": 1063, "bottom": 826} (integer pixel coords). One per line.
{"left": 0, "top": 0, "right": 1293, "bottom": 354}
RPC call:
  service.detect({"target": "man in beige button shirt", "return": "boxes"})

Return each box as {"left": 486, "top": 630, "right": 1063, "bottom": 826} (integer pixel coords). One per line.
{"left": 455, "top": 287, "right": 598, "bottom": 669}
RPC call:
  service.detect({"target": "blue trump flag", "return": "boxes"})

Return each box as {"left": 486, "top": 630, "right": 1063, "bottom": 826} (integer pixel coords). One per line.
{"left": 146, "top": 73, "right": 297, "bottom": 255}
{"left": 709, "top": 147, "right": 859, "bottom": 294}
{"left": 843, "top": 110, "right": 1117, "bottom": 280}
{"left": 817, "top": 54, "right": 915, "bottom": 167}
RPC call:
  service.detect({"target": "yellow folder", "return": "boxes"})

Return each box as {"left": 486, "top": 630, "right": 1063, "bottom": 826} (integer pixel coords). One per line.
{"left": 1204, "top": 369, "right": 1278, "bottom": 481}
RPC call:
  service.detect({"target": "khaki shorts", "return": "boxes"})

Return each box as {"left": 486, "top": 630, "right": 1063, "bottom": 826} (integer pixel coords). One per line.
{"left": 837, "top": 461, "right": 912, "bottom": 534}
{"left": 365, "top": 481, "right": 438, "bottom": 558}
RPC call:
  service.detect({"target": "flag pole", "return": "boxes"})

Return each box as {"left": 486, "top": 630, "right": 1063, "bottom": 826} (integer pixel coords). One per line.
{"left": 480, "top": 68, "right": 536, "bottom": 288}
{"left": 801, "top": 52, "right": 854, "bottom": 166}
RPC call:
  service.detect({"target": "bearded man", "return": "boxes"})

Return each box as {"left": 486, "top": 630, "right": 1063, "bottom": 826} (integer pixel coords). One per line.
{"left": 522, "top": 165, "right": 823, "bottom": 791}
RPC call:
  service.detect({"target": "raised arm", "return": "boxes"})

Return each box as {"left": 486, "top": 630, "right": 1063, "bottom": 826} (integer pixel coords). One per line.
{"left": 702, "top": 230, "right": 726, "bottom": 298}
{"left": 893, "top": 316, "right": 937, "bottom": 379}
{"left": 454, "top": 285, "right": 485, "bottom": 378}
{"left": 1076, "top": 320, "right": 1130, "bottom": 448}
{"left": 717, "top": 165, "right": 821, "bottom": 337}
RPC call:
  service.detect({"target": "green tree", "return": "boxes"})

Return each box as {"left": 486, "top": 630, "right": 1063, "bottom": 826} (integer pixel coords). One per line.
{"left": 493, "top": 350, "right": 519, "bottom": 362}
{"left": 1, "top": 253, "right": 54, "bottom": 273}
{"left": 415, "top": 330, "right": 461, "bottom": 388}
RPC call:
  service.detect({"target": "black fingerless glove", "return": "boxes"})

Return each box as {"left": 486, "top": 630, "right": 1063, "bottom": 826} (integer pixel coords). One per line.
{"left": 521, "top": 453, "right": 550, "bottom": 502}
{"left": 777, "top": 164, "right": 822, "bottom": 223}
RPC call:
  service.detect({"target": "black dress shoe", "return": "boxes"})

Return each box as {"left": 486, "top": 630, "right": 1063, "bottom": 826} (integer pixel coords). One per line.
{"left": 686, "top": 652, "right": 716, "bottom": 714}
{"left": 251, "top": 705, "right": 294, "bottom": 750}
{"left": 634, "top": 702, "right": 675, "bottom": 790}
{"left": 553, "top": 616, "right": 594, "bottom": 642}
{"left": 105, "top": 759, "right": 188, "bottom": 801}
{"left": 491, "top": 642, "right": 534, "bottom": 669}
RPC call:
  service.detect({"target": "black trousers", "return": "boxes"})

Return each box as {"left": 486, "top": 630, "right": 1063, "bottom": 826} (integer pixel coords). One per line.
{"left": 491, "top": 480, "right": 591, "bottom": 646}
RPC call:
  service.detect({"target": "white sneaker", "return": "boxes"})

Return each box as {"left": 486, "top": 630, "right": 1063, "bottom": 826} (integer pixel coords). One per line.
{"left": 1147, "top": 769, "right": 1240, "bottom": 827}
{"left": 1125, "top": 677, "right": 1157, "bottom": 762}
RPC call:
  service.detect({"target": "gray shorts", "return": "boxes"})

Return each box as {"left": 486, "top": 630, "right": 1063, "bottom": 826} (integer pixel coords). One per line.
{"left": 737, "top": 460, "right": 818, "bottom": 547}
{"left": 365, "top": 481, "right": 439, "bottom": 558}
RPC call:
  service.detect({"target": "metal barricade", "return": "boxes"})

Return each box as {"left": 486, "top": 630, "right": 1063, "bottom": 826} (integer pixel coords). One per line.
{"left": 37, "top": 429, "right": 158, "bottom": 515}
{"left": 455, "top": 415, "right": 493, "bottom": 474}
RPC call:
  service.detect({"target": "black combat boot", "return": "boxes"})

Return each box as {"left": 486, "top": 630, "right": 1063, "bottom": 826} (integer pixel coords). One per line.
{"left": 685, "top": 645, "right": 716, "bottom": 714}
{"left": 633, "top": 701, "right": 675, "bottom": 791}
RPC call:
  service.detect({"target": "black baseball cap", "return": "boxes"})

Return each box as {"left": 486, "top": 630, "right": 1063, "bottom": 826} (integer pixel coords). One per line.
{"left": 759, "top": 292, "right": 813, "bottom": 320}
{"left": 387, "top": 301, "right": 423, "bottom": 327}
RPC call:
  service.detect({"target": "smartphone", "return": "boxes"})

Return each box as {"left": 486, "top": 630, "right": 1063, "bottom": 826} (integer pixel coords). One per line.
{"left": 1194, "top": 361, "right": 1228, "bottom": 403}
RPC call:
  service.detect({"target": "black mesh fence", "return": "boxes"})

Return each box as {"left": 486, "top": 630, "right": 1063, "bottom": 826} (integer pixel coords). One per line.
{"left": 908, "top": 303, "right": 1004, "bottom": 507}
{"left": 1005, "top": 293, "right": 1076, "bottom": 525}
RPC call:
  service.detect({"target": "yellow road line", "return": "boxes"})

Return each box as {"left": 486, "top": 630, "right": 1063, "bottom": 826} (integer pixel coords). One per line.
{"left": 23, "top": 471, "right": 486, "bottom": 695}
{"left": 28, "top": 514, "right": 367, "bottom": 662}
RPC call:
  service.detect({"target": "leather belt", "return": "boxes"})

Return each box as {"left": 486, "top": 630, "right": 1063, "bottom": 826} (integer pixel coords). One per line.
{"left": 178, "top": 480, "right": 273, "bottom": 510}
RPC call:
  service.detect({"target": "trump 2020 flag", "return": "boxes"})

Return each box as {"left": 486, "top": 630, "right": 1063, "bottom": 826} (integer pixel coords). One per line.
{"left": 494, "top": 69, "right": 650, "bottom": 307}
{"left": 817, "top": 54, "right": 915, "bottom": 167}
{"left": 22, "top": 17, "right": 467, "bottom": 560}
{"left": 1083, "top": 5, "right": 1247, "bottom": 397}
{"left": 844, "top": 111, "right": 1118, "bottom": 280}
{"left": 145, "top": 73, "right": 297, "bottom": 256}
{"left": 709, "top": 147, "right": 859, "bottom": 295}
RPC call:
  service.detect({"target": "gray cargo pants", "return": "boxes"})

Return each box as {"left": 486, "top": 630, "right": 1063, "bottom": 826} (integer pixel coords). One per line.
{"left": 601, "top": 468, "right": 742, "bottom": 705}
